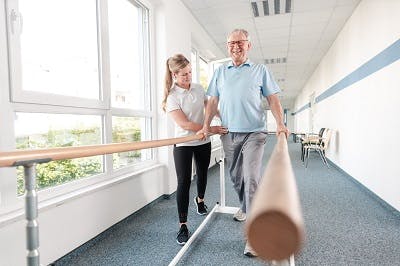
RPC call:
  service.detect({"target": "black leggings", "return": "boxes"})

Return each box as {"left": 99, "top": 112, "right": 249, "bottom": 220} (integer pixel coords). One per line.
{"left": 173, "top": 142, "right": 211, "bottom": 223}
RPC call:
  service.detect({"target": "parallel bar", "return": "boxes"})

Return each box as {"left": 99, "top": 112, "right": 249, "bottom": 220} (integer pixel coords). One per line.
{"left": 246, "top": 133, "right": 304, "bottom": 261}
{"left": 1, "top": 132, "right": 303, "bottom": 265}
{"left": 0, "top": 134, "right": 204, "bottom": 266}
{"left": 24, "top": 164, "right": 40, "bottom": 266}
{"left": 219, "top": 148, "right": 226, "bottom": 207}
{"left": 0, "top": 134, "right": 203, "bottom": 167}
{"left": 169, "top": 204, "right": 219, "bottom": 266}
{"left": 215, "top": 206, "right": 239, "bottom": 214}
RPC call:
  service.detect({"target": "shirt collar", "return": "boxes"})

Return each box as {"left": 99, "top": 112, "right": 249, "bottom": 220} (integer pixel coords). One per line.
{"left": 227, "top": 59, "right": 252, "bottom": 69}
{"left": 173, "top": 83, "right": 192, "bottom": 93}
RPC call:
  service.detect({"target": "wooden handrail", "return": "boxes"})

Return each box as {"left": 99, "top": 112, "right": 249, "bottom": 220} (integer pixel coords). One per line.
{"left": 0, "top": 134, "right": 204, "bottom": 167}
{"left": 246, "top": 133, "right": 305, "bottom": 261}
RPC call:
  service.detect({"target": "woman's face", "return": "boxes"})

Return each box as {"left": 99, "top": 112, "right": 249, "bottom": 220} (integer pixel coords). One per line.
{"left": 174, "top": 64, "right": 192, "bottom": 89}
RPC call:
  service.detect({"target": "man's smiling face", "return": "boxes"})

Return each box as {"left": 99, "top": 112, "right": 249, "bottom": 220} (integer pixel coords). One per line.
{"left": 227, "top": 31, "right": 251, "bottom": 66}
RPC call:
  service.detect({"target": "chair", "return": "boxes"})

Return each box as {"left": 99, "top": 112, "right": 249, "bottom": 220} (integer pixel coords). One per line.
{"left": 301, "top": 128, "right": 325, "bottom": 162}
{"left": 304, "top": 128, "right": 332, "bottom": 168}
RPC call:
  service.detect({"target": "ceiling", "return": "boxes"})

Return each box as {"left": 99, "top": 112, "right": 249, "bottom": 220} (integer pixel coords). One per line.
{"left": 181, "top": 0, "right": 361, "bottom": 106}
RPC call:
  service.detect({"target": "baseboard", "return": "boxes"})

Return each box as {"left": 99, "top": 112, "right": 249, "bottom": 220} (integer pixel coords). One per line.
{"left": 327, "top": 158, "right": 400, "bottom": 218}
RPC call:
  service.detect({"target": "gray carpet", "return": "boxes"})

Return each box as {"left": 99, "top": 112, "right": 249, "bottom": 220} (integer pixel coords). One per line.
{"left": 53, "top": 136, "right": 400, "bottom": 266}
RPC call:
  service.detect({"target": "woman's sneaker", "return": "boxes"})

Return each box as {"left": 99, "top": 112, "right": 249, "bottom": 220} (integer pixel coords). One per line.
{"left": 194, "top": 197, "right": 208, "bottom": 215}
{"left": 233, "top": 209, "right": 246, "bottom": 222}
{"left": 176, "top": 224, "right": 189, "bottom": 245}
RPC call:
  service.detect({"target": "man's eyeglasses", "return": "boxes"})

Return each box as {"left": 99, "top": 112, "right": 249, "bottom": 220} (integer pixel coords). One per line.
{"left": 227, "top": 40, "right": 248, "bottom": 47}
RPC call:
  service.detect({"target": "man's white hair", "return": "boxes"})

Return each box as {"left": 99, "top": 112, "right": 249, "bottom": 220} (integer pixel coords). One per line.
{"left": 227, "top": 29, "right": 251, "bottom": 42}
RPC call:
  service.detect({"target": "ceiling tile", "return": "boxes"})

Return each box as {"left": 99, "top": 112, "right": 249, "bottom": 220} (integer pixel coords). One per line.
{"left": 181, "top": 0, "right": 361, "bottom": 103}
{"left": 254, "top": 14, "right": 292, "bottom": 29}
{"left": 291, "top": 9, "right": 333, "bottom": 25}
{"left": 292, "top": 0, "right": 337, "bottom": 12}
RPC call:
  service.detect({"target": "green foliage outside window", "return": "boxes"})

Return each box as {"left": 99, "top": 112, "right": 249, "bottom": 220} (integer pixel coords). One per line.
{"left": 112, "top": 117, "right": 142, "bottom": 169}
{"left": 16, "top": 118, "right": 144, "bottom": 195}
{"left": 199, "top": 75, "right": 208, "bottom": 91}
{"left": 16, "top": 128, "right": 102, "bottom": 195}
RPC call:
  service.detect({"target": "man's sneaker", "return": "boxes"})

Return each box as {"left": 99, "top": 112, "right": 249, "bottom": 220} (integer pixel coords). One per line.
{"left": 244, "top": 241, "right": 258, "bottom": 257}
{"left": 176, "top": 224, "right": 189, "bottom": 245}
{"left": 233, "top": 209, "right": 246, "bottom": 222}
{"left": 194, "top": 197, "right": 208, "bottom": 215}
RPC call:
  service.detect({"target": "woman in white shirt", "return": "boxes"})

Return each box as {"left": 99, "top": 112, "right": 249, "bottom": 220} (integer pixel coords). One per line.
{"left": 162, "top": 54, "right": 227, "bottom": 245}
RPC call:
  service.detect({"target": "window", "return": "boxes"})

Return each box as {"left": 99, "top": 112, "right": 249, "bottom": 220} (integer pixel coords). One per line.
{"left": 14, "top": 113, "right": 103, "bottom": 195}
{"left": 17, "top": 0, "right": 99, "bottom": 100}
{"left": 112, "top": 116, "right": 152, "bottom": 169}
{"left": 109, "top": 0, "right": 150, "bottom": 110}
{"left": 190, "top": 49, "right": 209, "bottom": 91}
{"left": 191, "top": 50, "right": 198, "bottom": 83}
{"left": 199, "top": 57, "right": 209, "bottom": 90}
{"left": 266, "top": 110, "right": 277, "bottom": 132}
{"left": 6, "top": 0, "right": 153, "bottom": 195}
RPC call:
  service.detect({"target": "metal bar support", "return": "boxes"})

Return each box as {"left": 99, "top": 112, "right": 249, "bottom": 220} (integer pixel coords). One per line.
{"left": 23, "top": 163, "right": 40, "bottom": 266}
{"left": 218, "top": 147, "right": 226, "bottom": 207}
{"left": 168, "top": 204, "right": 219, "bottom": 266}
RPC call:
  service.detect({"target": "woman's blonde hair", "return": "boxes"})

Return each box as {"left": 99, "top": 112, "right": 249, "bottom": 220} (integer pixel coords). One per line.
{"left": 162, "top": 54, "right": 190, "bottom": 112}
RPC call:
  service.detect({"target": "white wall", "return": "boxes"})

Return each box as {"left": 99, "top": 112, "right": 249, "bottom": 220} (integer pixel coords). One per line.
{"left": 154, "top": 0, "right": 225, "bottom": 195}
{"left": 0, "top": 166, "right": 165, "bottom": 265}
{"left": 0, "top": 0, "right": 224, "bottom": 265}
{"left": 293, "top": 0, "right": 400, "bottom": 211}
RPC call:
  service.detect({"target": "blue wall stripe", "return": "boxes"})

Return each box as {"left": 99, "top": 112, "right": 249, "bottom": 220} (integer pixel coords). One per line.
{"left": 291, "top": 103, "right": 310, "bottom": 115}
{"left": 292, "top": 38, "right": 400, "bottom": 115}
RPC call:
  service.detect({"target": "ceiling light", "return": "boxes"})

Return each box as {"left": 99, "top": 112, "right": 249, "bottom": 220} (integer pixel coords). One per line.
{"left": 251, "top": 0, "right": 292, "bottom": 17}
{"left": 262, "top": 1, "right": 269, "bottom": 16}
{"left": 251, "top": 2, "right": 259, "bottom": 17}
{"left": 285, "top": 0, "right": 292, "bottom": 13}
{"left": 264, "top": 57, "right": 287, "bottom": 64}
{"left": 274, "top": 0, "right": 280, "bottom": 14}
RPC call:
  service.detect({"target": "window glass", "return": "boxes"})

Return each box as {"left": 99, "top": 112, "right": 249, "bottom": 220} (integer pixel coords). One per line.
{"left": 266, "top": 110, "right": 277, "bottom": 132}
{"left": 18, "top": 0, "right": 99, "bottom": 99}
{"left": 199, "top": 57, "right": 209, "bottom": 90}
{"left": 109, "top": 1, "right": 146, "bottom": 109}
{"left": 14, "top": 113, "right": 103, "bottom": 195}
{"left": 191, "top": 50, "right": 198, "bottom": 83}
{"left": 112, "top": 116, "right": 152, "bottom": 169}
{"left": 6, "top": 0, "right": 153, "bottom": 197}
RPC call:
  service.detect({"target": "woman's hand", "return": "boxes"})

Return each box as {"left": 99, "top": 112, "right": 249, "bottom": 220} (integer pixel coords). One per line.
{"left": 196, "top": 125, "right": 210, "bottom": 140}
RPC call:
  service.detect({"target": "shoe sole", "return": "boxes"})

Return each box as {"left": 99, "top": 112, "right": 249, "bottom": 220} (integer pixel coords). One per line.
{"left": 176, "top": 240, "right": 186, "bottom": 246}
{"left": 194, "top": 197, "right": 207, "bottom": 215}
{"left": 244, "top": 252, "right": 257, "bottom": 258}
{"left": 176, "top": 235, "right": 190, "bottom": 246}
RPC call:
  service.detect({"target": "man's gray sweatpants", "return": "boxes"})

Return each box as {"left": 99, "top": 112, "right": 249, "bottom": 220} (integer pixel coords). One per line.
{"left": 220, "top": 131, "right": 268, "bottom": 214}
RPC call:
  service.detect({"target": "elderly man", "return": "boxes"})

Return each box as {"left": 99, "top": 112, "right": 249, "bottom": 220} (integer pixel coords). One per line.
{"left": 199, "top": 28, "right": 289, "bottom": 257}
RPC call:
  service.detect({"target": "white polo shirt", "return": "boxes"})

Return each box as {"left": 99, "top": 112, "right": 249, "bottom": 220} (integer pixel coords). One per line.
{"left": 166, "top": 83, "right": 210, "bottom": 147}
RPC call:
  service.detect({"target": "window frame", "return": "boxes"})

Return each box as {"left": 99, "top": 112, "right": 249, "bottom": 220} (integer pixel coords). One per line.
{"left": 6, "top": 0, "right": 108, "bottom": 109}
{"left": 2, "top": 0, "right": 156, "bottom": 204}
